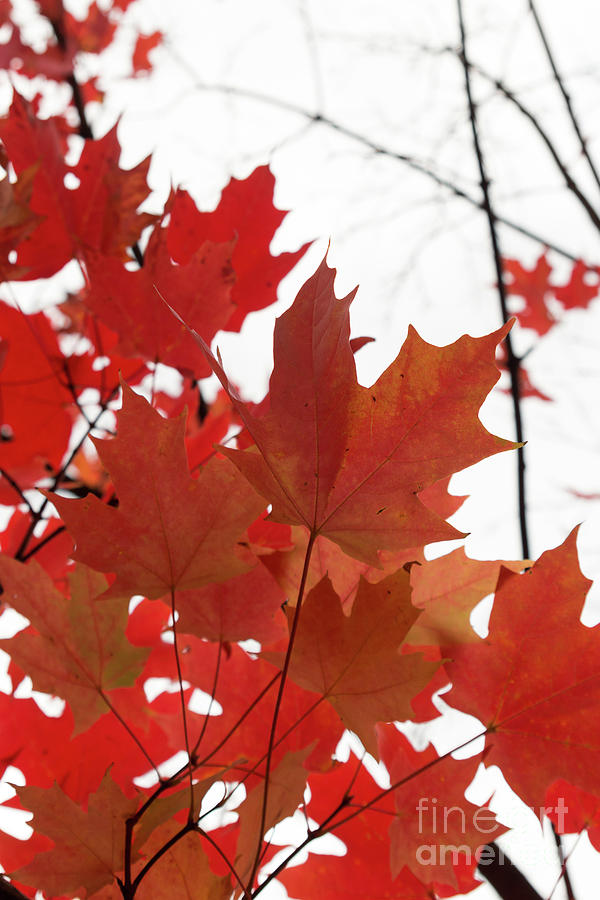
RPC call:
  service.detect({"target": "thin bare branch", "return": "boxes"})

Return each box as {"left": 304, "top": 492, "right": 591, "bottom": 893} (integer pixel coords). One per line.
{"left": 461, "top": 55, "right": 600, "bottom": 232}
{"left": 528, "top": 0, "right": 600, "bottom": 195}
{"left": 0, "top": 468, "right": 35, "bottom": 515}
{"left": 456, "top": 0, "right": 530, "bottom": 558}
{"left": 163, "top": 42, "right": 579, "bottom": 263}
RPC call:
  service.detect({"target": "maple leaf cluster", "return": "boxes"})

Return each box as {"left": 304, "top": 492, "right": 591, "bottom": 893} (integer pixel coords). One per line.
{"left": 0, "top": 4, "right": 599, "bottom": 900}
{"left": 498, "top": 252, "right": 600, "bottom": 402}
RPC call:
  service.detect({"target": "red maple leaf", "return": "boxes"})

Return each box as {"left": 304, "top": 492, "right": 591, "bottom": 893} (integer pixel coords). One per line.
{"left": 191, "top": 257, "right": 516, "bottom": 563}
{"left": 0, "top": 92, "right": 73, "bottom": 278}
{"left": 167, "top": 165, "right": 310, "bottom": 330}
{"left": 263, "top": 569, "right": 439, "bottom": 758}
{"left": 408, "top": 548, "right": 528, "bottom": 647}
{"left": 546, "top": 779, "right": 600, "bottom": 850}
{"left": 0, "top": 94, "right": 155, "bottom": 276}
{"left": 83, "top": 227, "right": 236, "bottom": 377}
{"left": 132, "top": 31, "right": 162, "bottom": 74}
{"left": 279, "top": 751, "right": 488, "bottom": 899}
{"left": 0, "top": 301, "right": 73, "bottom": 499}
{"left": 13, "top": 772, "right": 139, "bottom": 897}
{"left": 0, "top": 560, "right": 148, "bottom": 734}
{"left": 553, "top": 258, "right": 600, "bottom": 310}
{"left": 378, "top": 725, "right": 505, "bottom": 887}
{"left": 0, "top": 165, "right": 43, "bottom": 279}
{"left": 443, "top": 529, "right": 599, "bottom": 811}
{"left": 48, "top": 383, "right": 266, "bottom": 599}
{"left": 502, "top": 253, "right": 555, "bottom": 334}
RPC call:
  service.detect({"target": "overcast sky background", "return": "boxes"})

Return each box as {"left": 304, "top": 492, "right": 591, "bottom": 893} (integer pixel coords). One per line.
{"left": 3, "top": 1, "right": 600, "bottom": 897}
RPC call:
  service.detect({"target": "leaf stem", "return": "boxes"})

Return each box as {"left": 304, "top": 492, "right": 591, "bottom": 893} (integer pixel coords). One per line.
{"left": 197, "top": 826, "right": 251, "bottom": 899}
{"left": 191, "top": 640, "right": 223, "bottom": 757}
{"left": 99, "top": 689, "right": 159, "bottom": 776}
{"left": 169, "top": 587, "right": 195, "bottom": 821}
{"left": 245, "top": 529, "right": 316, "bottom": 893}
{"left": 130, "top": 822, "right": 193, "bottom": 894}
{"left": 320, "top": 729, "right": 486, "bottom": 831}
{"left": 194, "top": 671, "right": 281, "bottom": 770}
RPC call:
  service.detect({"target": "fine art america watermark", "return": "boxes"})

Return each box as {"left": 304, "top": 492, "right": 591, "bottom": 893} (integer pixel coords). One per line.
{"left": 415, "top": 796, "right": 568, "bottom": 866}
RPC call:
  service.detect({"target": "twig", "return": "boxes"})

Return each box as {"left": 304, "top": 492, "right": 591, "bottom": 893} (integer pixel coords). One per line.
{"left": 456, "top": 0, "right": 530, "bottom": 558}
{"left": 13, "top": 379, "right": 124, "bottom": 561}
{"left": 129, "top": 821, "right": 190, "bottom": 893}
{"left": 458, "top": 55, "right": 600, "bottom": 233}
{"left": 20, "top": 525, "right": 67, "bottom": 562}
{"left": 0, "top": 469, "right": 35, "bottom": 515}
{"left": 551, "top": 822, "right": 575, "bottom": 900}
{"left": 163, "top": 44, "right": 579, "bottom": 263}
{"left": 251, "top": 790, "right": 353, "bottom": 898}
{"left": 527, "top": 0, "right": 600, "bottom": 195}
{"left": 297, "top": 0, "right": 324, "bottom": 113}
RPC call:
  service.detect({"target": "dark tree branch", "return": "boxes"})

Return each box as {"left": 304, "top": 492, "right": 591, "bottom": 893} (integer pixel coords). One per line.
{"left": 552, "top": 823, "right": 576, "bottom": 900}
{"left": 456, "top": 0, "right": 530, "bottom": 559}
{"left": 216, "top": 82, "right": 577, "bottom": 262}
{"left": 456, "top": 54, "right": 600, "bottom": 233}
{"left": 45, "top": 12, "right": 144, "bottom": 263}
{"left": 0, "top": 469, "right": 35, "bottom": 515}
{"left": 20, "top": 525, "right": 66, "bottom": 562}
{"left": 164, "top": 47, "right": 579, "bottom": 263}
{"left": 131, "top": 242, "right": 145, "bottom": 267}
{"left": 49, "top": 19, "right": 93, "bottom": 140}
{"left": 0, "top": 877, "right": 33, "bottom": 900}
{"left": 479, "top": 844, "right": 544, "bottom": 900}
{"left": 66, "top": 73, "right": 94, "bottom": 140}
{"left": 528, "top": 0, "right": 600, "bottom": 195}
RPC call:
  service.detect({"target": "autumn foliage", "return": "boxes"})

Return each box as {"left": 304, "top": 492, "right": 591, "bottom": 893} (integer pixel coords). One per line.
{"left": 1, "top": 3, "right": 600, "bottom": 899}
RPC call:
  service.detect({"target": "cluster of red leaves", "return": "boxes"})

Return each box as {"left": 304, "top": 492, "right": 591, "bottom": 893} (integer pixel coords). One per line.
{"left": 0, "top": 0, "right": 162, "bottom": 97}
{"left": 502, "top": 253, "right": 600, "bottom": 337}
{"left": 499, "top": 251, "right": 600, "bottom": 402}
{"left": 1, "top": 5, "right": 600, "bottom": 900}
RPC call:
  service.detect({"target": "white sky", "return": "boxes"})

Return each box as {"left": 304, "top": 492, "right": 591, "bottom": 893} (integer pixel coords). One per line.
{"left": 3, "top": 1, "right": 600, "bottom": 897}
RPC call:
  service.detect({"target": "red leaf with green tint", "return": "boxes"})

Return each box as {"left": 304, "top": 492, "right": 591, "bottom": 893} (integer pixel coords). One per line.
{"left": 0, "top": 559, "right": 147, "bottom": 734}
